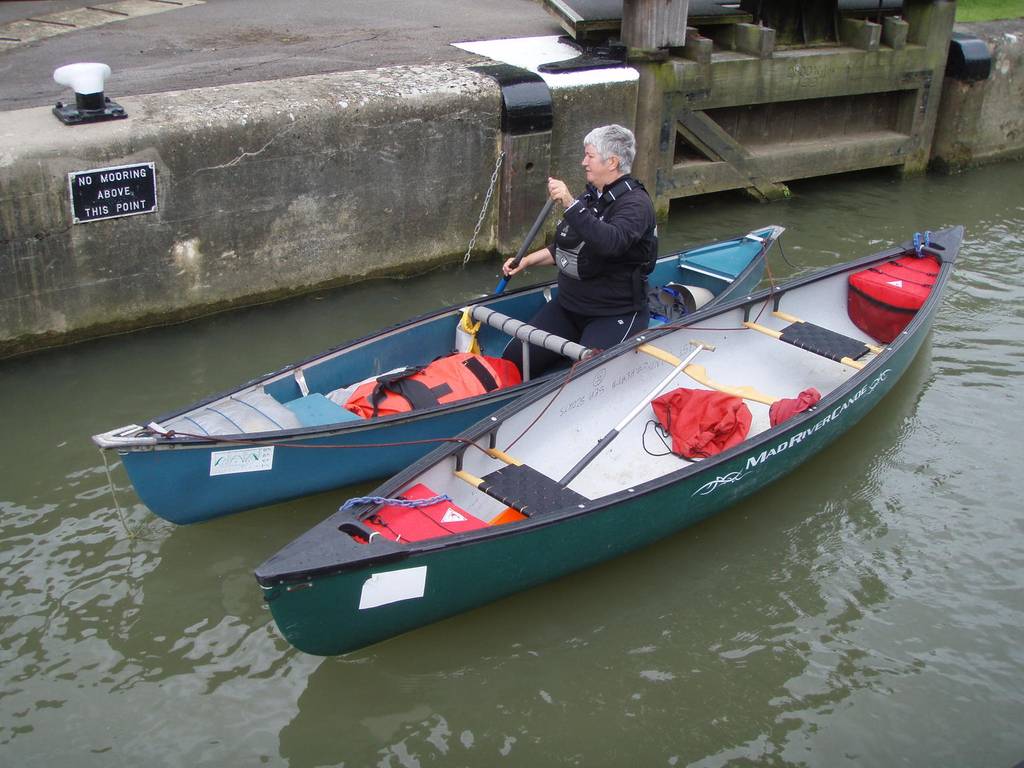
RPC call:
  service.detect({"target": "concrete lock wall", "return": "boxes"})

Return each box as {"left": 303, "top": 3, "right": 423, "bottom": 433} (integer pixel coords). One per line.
{"left": 0, "top": 63, "right": 637, "bottom": 358}
{"left": 3, "top": 17, "right": 1023, "bottom": 358}
{"left": 931, "top": 19, "right": 1024, "bottom": 171}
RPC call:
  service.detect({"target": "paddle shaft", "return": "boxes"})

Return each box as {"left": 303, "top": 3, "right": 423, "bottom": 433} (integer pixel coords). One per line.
{"left": 560, "top": 345, "right": 706, "bottom": 485}
{"left": 495, "top": 198, "right": 556, "bottom": 293}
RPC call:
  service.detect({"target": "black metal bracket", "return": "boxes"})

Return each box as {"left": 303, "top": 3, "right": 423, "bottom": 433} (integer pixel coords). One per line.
{"left": 53, "top": 94, "right": 127, "bottom": 125}
{"left": 537, "top": 36, "right": 628, "bottom": 75}
{"left": 469, "top": 64, "right": 553, "bottom": 135}
{"left": 946, "top": 33, "right": 992, "bottom": 82}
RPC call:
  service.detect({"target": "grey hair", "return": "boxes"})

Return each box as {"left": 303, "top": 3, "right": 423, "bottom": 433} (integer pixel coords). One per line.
{"left": 583, "top": 124, "right": 636, "bottom": 174}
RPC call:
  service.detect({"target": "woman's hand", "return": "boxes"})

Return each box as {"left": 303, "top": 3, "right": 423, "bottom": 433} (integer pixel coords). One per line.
{"left": 501, "top": 255, "right": 528, "bottom": 278}
{"left": 502, "top": 247, "right": 554, "bottom": 277}
{"left": 547, "top": 177, "right": 574, "bottom": 208}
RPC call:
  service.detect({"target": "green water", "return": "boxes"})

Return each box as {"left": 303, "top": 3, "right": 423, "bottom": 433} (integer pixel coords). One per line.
{"left": 1, "top": 163, "right": 1022, "bottom": 767}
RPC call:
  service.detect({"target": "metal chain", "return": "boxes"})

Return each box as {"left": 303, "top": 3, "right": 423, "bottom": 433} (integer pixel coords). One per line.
{"left": 463, "top": 150, "right": 505, "bottom": 265}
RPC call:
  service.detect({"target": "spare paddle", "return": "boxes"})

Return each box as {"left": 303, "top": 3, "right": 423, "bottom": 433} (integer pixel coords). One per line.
{"left": 495, "top": 198, "right": 555, "bottom": 294}
{"left": 560, "top": 341, "right": 713, "bottom": 485}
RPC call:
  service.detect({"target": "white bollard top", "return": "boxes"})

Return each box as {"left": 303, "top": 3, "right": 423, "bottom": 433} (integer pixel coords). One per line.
{"left": 53, "top": 63, "right": 111, "bottom": 95}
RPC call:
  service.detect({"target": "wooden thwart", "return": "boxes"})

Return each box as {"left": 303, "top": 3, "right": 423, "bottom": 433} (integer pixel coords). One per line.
{"left": 637, "top": 343, "right": 780, "bottom": 405}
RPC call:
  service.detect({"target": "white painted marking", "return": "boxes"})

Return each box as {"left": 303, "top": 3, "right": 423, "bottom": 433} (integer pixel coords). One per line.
{"left": 359, "top": 566, "right": 428, "bottom": 610}
{"left": 453, "top": 36, "right": 638, "bottom": 88}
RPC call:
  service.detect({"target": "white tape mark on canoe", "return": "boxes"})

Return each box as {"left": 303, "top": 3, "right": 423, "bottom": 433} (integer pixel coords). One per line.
{"left": 359, "top": 566, "right": 428, "bottom": 610}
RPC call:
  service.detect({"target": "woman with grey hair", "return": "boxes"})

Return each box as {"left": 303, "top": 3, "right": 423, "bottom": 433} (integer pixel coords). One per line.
{"left": 502, "top": 124, "right": 658, "bottom": 376}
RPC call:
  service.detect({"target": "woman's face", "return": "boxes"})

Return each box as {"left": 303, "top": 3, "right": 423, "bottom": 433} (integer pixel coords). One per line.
{"left": 582, "top": 143, "right": 619, "bottom": 189}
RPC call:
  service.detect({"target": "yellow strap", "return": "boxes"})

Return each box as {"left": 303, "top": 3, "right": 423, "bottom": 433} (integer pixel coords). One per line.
{"left": 457, "top": 308, "right": 482, "bottom": 355}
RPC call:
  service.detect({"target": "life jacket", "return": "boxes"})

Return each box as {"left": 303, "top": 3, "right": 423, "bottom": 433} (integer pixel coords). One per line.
{"left": 358, "top": 483, "right": 488, "bottom": 543}
{"left": 554, "top": 176, "right": 658, "bottom": 284}
{"left": 343, "top": 353, "right": 522, "bottom": 419}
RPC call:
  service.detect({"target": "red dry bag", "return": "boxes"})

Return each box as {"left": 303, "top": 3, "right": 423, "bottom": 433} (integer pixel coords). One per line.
{"left": 651, "top": 388, "right": 752, "bottom": 459}
{"left": 848, "top": 255, "right": 939, "bottom": 343}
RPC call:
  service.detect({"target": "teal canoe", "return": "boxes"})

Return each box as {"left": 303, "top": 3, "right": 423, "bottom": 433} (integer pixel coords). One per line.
{"left": 92, "top": 226, "right": 779, "bottom": 524}
{"left": 255, "top": 226, "right": 962, "bottom": 656}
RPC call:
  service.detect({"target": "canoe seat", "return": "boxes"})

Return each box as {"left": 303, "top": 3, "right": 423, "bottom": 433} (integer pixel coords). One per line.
{"left": 283, "top": 393, "right": 361, "bottom": 427}
{"left": 744, "top": 320, "right": 872, "bottom": 368}
{"left": 778, "top": 322, "right": 872, "bottom": 363}
{"left": 477, "top": 464, "right": 589, "bottom": 516}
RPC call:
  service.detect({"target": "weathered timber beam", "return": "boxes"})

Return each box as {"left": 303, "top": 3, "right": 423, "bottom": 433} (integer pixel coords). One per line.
{"left": 882, "top": 17, "right": 909, "bottom": 49}
{"left": 671, "top": 46, "right": 931, "bottom": 110}
{"left": 676, "top": 109, "right": 790, "bottom": 201}
{"left": 663, "top": 131, "right": 912, "bottom": 197}
{"left": 706, "top": 22, "right": 776, "bottom": 58}
{"left": 622, "top": 0, "right": 690, "bottom": 50}
{"left": 839, "top": 18, "right": 881, "bottom": 51}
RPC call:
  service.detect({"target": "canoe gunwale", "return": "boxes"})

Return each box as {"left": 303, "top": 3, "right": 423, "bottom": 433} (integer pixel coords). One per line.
{"left": 255, "top": 226, "right": 962, "bottom": 587}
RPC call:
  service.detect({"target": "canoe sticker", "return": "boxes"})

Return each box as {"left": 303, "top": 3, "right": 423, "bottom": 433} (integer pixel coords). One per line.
{"left": 209, "top": 446, "right": 275, "bottom": 476}
{"left": 693, "top": 369, "right": 893, "bottom": 497}
{"left": 359, "top": 566, "right": 427, "bottom": 610}
{"left": 441, "top": 508, "right": 466, "bottom": 523}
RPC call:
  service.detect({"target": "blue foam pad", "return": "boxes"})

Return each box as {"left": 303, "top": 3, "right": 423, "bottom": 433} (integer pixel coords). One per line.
{"left": 283, "top": 393, "right": 361, "bottom": 427}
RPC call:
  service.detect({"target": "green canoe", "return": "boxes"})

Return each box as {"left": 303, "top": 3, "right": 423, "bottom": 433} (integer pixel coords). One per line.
{"left": 255, "top": 225, "right": 962, "bottom": 656}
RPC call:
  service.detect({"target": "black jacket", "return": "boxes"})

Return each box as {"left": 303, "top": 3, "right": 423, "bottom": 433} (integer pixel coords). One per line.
{"left": 550, "top": 176, "right": 657, "bottom": 315}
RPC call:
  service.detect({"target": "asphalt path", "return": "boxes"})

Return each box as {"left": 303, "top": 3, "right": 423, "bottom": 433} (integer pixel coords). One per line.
{"left": 0, "top": 0, "right": 563, "bottom": 111}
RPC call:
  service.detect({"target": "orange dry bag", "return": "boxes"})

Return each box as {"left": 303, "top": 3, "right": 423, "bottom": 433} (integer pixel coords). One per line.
{"left": 344, "top": 353, "right": 522, "bottom": 419}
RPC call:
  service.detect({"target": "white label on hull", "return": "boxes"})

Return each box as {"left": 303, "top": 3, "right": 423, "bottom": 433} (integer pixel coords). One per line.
{"left": 209, "top": 446, "right": 275, "bottom": 476}
{"left": 359, "top": 566, "right": 428, "bottom": 610}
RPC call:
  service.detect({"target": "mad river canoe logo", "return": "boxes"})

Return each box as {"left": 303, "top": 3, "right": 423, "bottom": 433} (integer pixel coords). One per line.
{"left": 692, "top": 369, "right": 892, "bottom": 497}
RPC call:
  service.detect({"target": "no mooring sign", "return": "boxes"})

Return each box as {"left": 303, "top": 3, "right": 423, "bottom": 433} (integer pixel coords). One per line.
{"left": 68, "top": 162, "right": 157, "bottom": 224}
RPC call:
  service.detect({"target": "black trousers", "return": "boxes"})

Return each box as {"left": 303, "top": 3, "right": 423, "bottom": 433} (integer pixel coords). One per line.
{"left": 502, "top": 300, "right": 649, "bottom": 378}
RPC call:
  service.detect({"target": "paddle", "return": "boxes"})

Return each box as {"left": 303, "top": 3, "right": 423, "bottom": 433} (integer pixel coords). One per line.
{"left": 495, "top": 198, "right": 556, "bottom": 294}
{"left": 560, "top": 341, "right": 712, "bottom": 485}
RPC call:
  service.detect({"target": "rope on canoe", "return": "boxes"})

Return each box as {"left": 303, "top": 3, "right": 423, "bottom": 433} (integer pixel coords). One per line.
{"left": 339, "top": 494, "right": 451, "bottom": 512}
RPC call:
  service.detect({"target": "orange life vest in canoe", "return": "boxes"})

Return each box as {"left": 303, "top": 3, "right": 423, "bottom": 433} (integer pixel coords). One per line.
{"left": 343, "top": 353, "right": 522, "bottom": 419}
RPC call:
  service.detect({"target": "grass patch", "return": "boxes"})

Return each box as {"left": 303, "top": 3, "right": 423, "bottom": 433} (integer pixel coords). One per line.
{"left": 956, "top": 0, "right": 1024, "bottom": 22}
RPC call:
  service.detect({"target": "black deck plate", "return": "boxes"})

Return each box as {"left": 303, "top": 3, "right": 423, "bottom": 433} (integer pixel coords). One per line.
{"left": 779, "top": 322, "right": 870, "bottom": 362}
{"left": 479, "top": 464, "right": 588, "bottom": 515}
